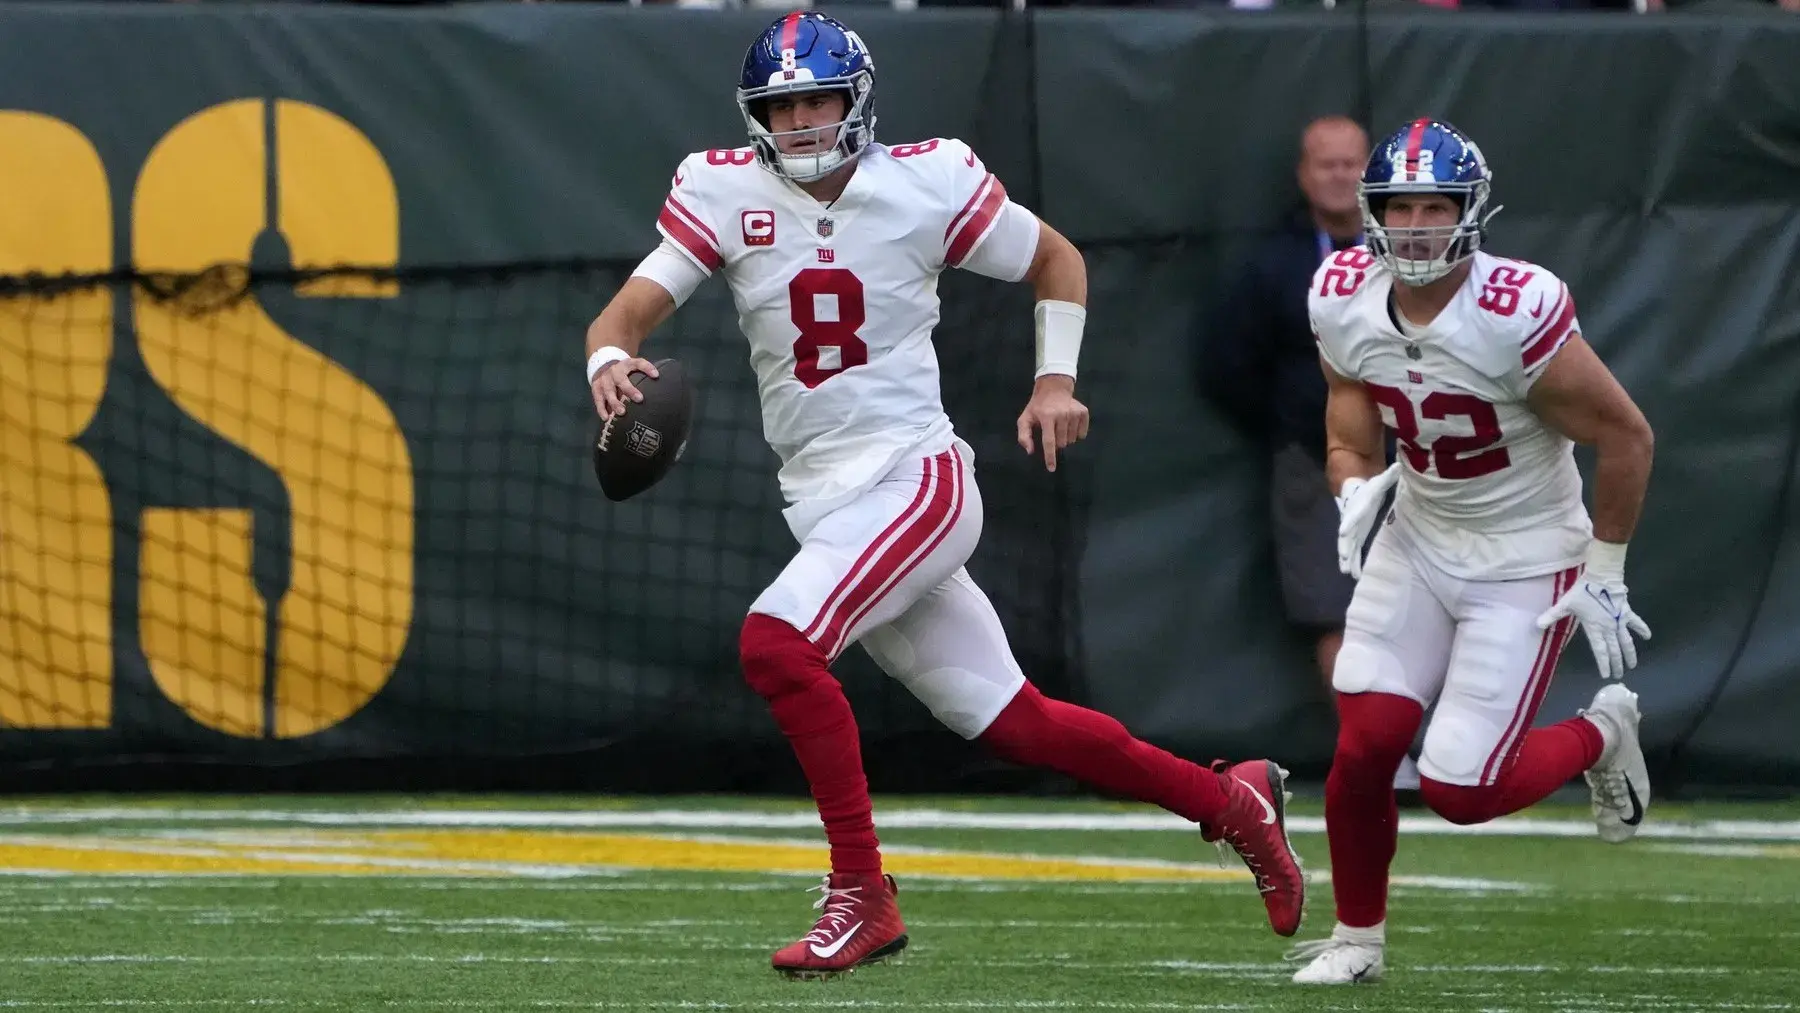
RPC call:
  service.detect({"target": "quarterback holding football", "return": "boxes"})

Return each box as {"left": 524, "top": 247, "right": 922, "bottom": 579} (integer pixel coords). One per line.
{"left": 582, "top": 10, "right": 1307, "bottom": 979}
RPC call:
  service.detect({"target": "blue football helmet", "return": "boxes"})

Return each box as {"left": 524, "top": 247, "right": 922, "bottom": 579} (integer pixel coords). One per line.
{"left": 1358, "top": 119, "right": 1502, "bottom": 286}
{"left": 737, "top": 11, "right": 877, "bottom": 183}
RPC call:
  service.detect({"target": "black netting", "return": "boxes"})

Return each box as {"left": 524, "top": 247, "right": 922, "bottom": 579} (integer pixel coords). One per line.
{"left": 0, "top": 261, "right": 1088, "bottom": 792}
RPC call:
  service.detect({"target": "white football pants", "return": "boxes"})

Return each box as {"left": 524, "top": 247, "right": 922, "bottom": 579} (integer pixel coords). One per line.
{"left": 1333, "top": 521, "right": 1580, "bottom": 786}
{"left": 749, "top": 440, "right": 1027, "bottom": 739}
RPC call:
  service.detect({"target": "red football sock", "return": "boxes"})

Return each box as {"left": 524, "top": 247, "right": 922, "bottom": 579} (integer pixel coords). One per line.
{"left": 740, "top": 613, "right": 880, "bottom": 876}
{"left": 1497, "top": 715, "right": 1606, "bottom": 808}
{"left": 977, "top": 683, "right": 1230, "bottom": 823}
{"left": 1421, "top": 717, "right": 1605, "bottom": 824}
{"left": 1327, "top": 691, "right": 1425, "bottom": 928}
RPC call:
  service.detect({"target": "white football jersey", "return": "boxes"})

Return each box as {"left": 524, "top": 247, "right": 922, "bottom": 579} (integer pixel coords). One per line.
{"left": 647, "top": 138, "right": 1038, "bottom": 527}
{"left": 1309, "top": 248, "right": 1592, "bottom": 580}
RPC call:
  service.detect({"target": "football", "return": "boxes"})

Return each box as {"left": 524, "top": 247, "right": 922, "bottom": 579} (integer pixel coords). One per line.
{"left": 591, "top": 358, "right": 696, "bottom": 502}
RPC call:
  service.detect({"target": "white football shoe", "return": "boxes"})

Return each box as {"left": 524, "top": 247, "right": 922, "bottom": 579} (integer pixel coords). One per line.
{"left": 1580, "top": 683, "right": 1650, "bottom": 844}
{"left": 1287, "top": 933, "right": 1385, "bottom": 984}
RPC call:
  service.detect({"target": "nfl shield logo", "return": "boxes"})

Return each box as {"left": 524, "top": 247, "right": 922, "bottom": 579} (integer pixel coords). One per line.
{"left": 816, "top": 218, "right": 834, "bottom": 238}
{"left": 624, "top": 422, "right": 663, "bottom": 460}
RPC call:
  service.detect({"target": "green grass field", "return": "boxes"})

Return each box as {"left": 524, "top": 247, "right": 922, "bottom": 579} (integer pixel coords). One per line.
{"left": 0, "top": 794, "right": 1795, "bottom": 1011}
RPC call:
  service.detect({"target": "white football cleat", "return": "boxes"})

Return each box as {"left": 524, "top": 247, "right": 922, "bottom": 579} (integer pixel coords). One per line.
{"left": 1580, "top": 683, "right": 1649, "bottom": 844}
{"left": 1288, "top": 936, "right": 1385, "bottom": 984}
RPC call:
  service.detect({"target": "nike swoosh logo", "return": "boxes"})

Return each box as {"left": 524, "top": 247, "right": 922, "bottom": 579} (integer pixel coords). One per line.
{"left": 1233, "top": 777, "right": 1278, "bottom": 825}
{"left": 674, "top": 171, "right": 685, "bottom": 186}
{"left": 1585, "top": 584, "right": 1623, "bottom": 620}
{"left": 1621, "top": 777, "right": 1644, "bottom": 826}
{"left": 964, "top": 150, "right": 976, "bottom": 167}
{"left": 1530, "top": 293, "right": 1545, "bottom": 318}
{"left": 809, "top": 921, "right": 863, "bottom": 959}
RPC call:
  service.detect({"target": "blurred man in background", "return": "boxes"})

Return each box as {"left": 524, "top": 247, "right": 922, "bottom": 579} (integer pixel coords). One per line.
{"left": 1200, "top": 115, "right": 1422, "bottom": 798}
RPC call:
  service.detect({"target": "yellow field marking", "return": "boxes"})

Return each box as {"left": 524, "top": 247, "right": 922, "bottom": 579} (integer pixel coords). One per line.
{"left": 0, "top": 829, "right": 1250, "bottom": 882}
{"left": 0, "top": 837, "right": 415, "bottom": 876}
{"left": 363, "top": 830, "right": 1249, "bottom": 881}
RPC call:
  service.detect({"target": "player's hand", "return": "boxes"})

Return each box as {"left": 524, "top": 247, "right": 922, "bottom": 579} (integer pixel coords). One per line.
{"left": 1536, "top": 550, "right": 1652, "bottom": 681}
{"left": 1016, "top": 375, "right": 1089, "bottom": 473}
{"left": 1334, "top": 462, "right": 1400, "bottom": 580}
{"left": 590, "top": 357, "right": 658, "bottom": 419}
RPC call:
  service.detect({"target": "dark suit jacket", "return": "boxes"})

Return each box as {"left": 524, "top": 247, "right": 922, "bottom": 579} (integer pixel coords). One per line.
{"left": 1199, "top": 212, "right": 1361, "bottom": 464}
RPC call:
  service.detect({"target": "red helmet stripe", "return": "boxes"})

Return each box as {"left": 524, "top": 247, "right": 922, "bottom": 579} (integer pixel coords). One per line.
{"left": 778, "top": 11, "right": 802, "bottom": 54}
{"left": 1403, "top": 118, "right": 1430, "bottom": 179}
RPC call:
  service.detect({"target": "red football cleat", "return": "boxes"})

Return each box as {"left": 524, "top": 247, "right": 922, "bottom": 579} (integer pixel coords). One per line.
{"left": 1201, "top": 759, "right": 1307, "bottom": 937}
{"left": 771, "top": 872, "right": 908, "bottom": 978}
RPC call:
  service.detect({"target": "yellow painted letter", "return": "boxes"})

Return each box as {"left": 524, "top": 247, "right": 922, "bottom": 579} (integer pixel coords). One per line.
{"left": 0, "top": 112, "right": 113, "bottom": 728}
{"left": 132, "top": 99, "right": 413, "bottom": 738}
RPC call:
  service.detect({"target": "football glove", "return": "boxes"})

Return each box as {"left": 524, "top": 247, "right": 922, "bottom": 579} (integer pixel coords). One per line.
{"left": 1334, "top": 463, "right": 1400, "bottom": 581}
{"left": 1536, "top": 540, "right": 1652, "bottom": 681}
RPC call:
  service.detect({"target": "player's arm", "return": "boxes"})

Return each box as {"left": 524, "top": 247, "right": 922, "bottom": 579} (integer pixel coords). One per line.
{"left": 939, "top": 140, "right": 1089, "bottom": 470}
{"left": 584, "top": 275, "right": 677, "bottom": 418}
{"left": 1322, "top": 355, "right": 1385, "bottom": 497}
{"left": 585, "top": 277, "right": 676, "bottom": 362}
{"left": 1527, "top": 333, "right": 1655, "bottom": 677}
{"left": 1013, "top": 217, "right": 1089, "bottom": 471}
{"left": 1526, "top": 334, "right": 1654, "bottom": 544}
{"left": 1322, "top": 353, "right": 1400, "bottom": 579}
{"left": 587, "top": 157, "right": 720, "bottom": 418}
{"left": 1023, "top": 217, "right": 1087, "bottom": 310}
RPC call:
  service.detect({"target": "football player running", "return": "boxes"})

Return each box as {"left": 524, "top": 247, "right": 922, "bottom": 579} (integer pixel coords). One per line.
{"left": 582, "top": 11, "right": 1306, "bottom": 979}
{"left": 1289, "top": 118, "right": 1656, "bottom": 985}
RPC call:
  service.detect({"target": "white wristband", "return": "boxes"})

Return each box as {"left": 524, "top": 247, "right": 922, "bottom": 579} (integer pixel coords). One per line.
{"left": 586, "top": 345, "right": 630, "bottom": 384}
{"left": 1585, "top": 539, "right": 1628, "bottom": 584}
{"left": 1034, "top": 299, "right": 1085, "bottom": 380}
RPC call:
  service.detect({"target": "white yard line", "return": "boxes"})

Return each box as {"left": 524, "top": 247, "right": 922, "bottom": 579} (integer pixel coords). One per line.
{"left": 0, "top": 873, "right": 1538, "bottom": 894}
{"left": 1645, "top": 843, "right": 1797, "bottom": 859}
{"left": 2, "top": 806, "right": 1797, "bottom": 841}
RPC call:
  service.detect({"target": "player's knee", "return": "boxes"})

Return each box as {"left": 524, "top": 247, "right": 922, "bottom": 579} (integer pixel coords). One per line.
{"left": 976, "top": 681, "right": 1045, "bottom": 758}
{"left": 979, "top": 682, "right": 1103, "bottom": 764}
{"left": 1327, "top": 639, "right": 1379, "bottom": 695}
{"left": 1333, "top": 692, "right": 1424, "bottom": 769}
{"left": 1419, "top": 778, "right": 1502, "bottom": 826}
{"left": 739, "top": 613, "right": 829, "bottom": 699}
{"left": 979, "top": 682, "right": 1133, "bottom": 765}
{"left": 903, "top": 667, "right": 1023, "bottom": 741}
